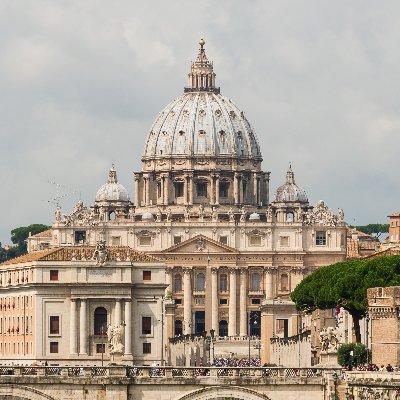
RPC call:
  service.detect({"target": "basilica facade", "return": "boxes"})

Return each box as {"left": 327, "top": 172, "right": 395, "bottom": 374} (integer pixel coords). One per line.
{"left": 1, "top": 39, "right": 346, "bottom": 365}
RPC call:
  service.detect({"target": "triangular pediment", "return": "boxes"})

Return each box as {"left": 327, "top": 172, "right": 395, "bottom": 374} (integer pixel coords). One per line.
{"left": 162, "top": 234, "right": 239, "bottom": 254}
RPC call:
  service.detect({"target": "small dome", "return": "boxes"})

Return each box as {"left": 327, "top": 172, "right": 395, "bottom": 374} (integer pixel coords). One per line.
{"left": 142, "top": 212, "right": 154, "bottom": 222}
{"left": 274, "top": 165, "right": 308, "bottom": 204}
{"left": 249, "top": 212, "right": 260, "bottom": 221}
{"left": 95, "top": 166, "right": 130, "bottom": 203}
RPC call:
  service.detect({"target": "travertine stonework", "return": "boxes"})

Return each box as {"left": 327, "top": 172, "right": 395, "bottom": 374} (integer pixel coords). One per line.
{"left": 1, "top": 39, "right": 346, "bottom": 365}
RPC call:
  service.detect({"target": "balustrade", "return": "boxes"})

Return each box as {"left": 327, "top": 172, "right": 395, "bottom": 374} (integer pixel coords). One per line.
{"left": 0, "top": 365, "right": 340, "bottom": 379}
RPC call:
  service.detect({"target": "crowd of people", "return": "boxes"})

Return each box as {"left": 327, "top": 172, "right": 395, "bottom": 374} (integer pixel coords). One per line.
{"left": 344, "top": 363, "right": 398, "bottom": 372}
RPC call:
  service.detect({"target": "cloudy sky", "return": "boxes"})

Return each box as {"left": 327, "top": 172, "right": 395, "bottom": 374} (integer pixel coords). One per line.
{"left": 1, "top": 1, "right": 399, "bottom": 244}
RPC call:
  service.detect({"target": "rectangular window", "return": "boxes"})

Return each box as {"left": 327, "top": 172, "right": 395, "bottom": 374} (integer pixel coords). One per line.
{"left": 251, "top": 298, "right": 261, "bottom": 305}
{"left": 111, "top": 236, "right": 121, "bottom": 246}
{"left": 96, "top": 343, "right": 106, "bottom": 354}
{"left": 74, "top": 231, "right": 86, "bottom": 243}
{"left": 143, "top": 271, "right": 151, "bottom": 281}
{"left": 139, "top": 236, "right": 151, "bottom": 246}
{"left": 280, "top": 236, "right": 289, "bottom": 247}
{"left": 219, "top": 298, "right": 228, "bottom": 305}
{"left": 49, "top": 316, "right": 60, "bottom": 335}
{"left": 219, "top": 182, "right": 229, "bottom": 198}
{"left": 249, "top": 235, "right": 262, "bottom": 246}
{"left": 174, "top": 299, "right": 182, "bottom": 305}
{"left": 196, "top": 182, "right": 207, "bottom": 197}
{"left": 316, "top": 231, "right": 327, "bottom": 246}
{"left": 143, "top": 343, "right": 151, "bottom": 354}
{"left": 142, "top": 316, "right": 152, "bottom": 335}
{"left": 50, "top": 342, "right": 58, "bottom": 353}
{"left": 175, "top": 182, "right": 184, "bottom": 198}
{"left": 50, "top": 270, "right": 59, "bottom": 281}
{"left": 173, "top": 236, "right": 182, "bottom": 245}
{"left": 219, "top": 236, "right": 228, "bottom": 245}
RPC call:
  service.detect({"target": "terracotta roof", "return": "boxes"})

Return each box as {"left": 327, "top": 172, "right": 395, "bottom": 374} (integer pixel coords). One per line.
{"left": 361, "top": 246, "right": 400, "bottom": 259}
{"left": 0, "top": 248, "right": 59, "bottom": 266}
{"left": 31, "top": 229, "right": 52, "bottom": 238}
{"left": 0, "top": 246, "right": 160, "bottom": 266}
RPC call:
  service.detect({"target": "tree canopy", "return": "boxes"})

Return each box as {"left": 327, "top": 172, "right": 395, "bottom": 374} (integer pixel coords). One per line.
{"left": 291, "top": 255, "right": 400, "bottom": 342}
{"left": 0, "top": 224, "right": 50, "bottom": 262}
{"left": 351, "top": 224, "right": 389, "bottom": 238}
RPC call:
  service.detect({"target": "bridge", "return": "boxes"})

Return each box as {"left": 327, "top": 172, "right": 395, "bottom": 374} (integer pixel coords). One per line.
{"left": 0, "top": 366, "right": 341, "bottom": 400}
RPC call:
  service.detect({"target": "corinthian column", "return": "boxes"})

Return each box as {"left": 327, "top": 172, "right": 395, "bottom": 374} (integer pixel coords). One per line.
{"left": 234, "top": 173, "right": 239, "bottom": 205}
{"left": 183, "top": 267, "right": 192, "bottom": 334}
{"left": 239, "top": 268, "right": 247, "bottom": 336}
{"left": 188, "top": 174, "right": 194, "bottom": 205}
{"left": 163, "top": 173, "right": 169, "bottom": 205}
{"left": 264, "top": 267, "right": 275, "bottom": 299}
{"left": 165, "top": 267, "right": 173, "bottom": 293}
{"left": 79, "top": 299, "right": 87, "bottom": 355}
{"left": 145, "top": 174, "right": 151, "bottom": 206}
{"left": 253, "top": 173, "right": 258, "bottom": 205}
{"left": 134, "top": 175, "right": 140, "bottom": 207}
{"left": 70, "top": 299, "right": 77, "bottom": 355}
{"left": 228, "top": 268, "right": 237, "bottom": 336}
{"left": 115, "top": 299, "right": 122, "bottom": 326}
{"left": 124, "top": 300, "right": 132, "bottom": 356}
{"left": 211, "top": 267, "right": 219, "bottom": 334}
{"left": 215, "top": 175, "right": 220, "bottom": 205}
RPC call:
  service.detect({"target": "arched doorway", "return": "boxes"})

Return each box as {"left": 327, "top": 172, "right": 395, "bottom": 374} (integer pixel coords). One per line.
{"left": 176, "top": 386, "right": 271, "bottom": 400}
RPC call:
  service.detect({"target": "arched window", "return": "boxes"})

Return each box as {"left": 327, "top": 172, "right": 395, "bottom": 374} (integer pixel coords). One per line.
{"left": 196, "top": 273, "right": 205, "bottom": 291}
{"left": 108, "top": 211, "right": 116, "bottom": 221}
{"left": 94, "top": 307, "right": 107, "bottom": 335}
{"left": 175, "top": 320, "right": 182, "bottom": 336}
{"left": 281, "top": 274, "right": 289, "bottom": 292}
{"left": 219, "top": 320, "right": 228, "bottom": 337}
{"left": 174, "top": 274, "right": 182, "bottom": 292}
{"left": 286, "top": 212, "right": 294, "bottom": 222}
{"left": 251, "top": 272, "right": 261, "bottom": 291}
{"left": 219, "top": 274, "right": 227, "bottom": 292}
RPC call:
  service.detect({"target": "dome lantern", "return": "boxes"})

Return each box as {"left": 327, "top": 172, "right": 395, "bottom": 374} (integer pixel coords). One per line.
{"left": 185, "top": 38, "right": 219, "bottom": 94}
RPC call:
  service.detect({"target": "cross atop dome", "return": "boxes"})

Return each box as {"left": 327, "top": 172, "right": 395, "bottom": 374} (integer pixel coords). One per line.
{"left": 185, "top": 38, "right": 220, "bottom": 94}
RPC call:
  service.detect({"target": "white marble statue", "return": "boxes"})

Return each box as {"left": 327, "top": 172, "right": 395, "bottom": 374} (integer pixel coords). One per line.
{"left": 107, "top": 323, "right": 125, "bottom": 355}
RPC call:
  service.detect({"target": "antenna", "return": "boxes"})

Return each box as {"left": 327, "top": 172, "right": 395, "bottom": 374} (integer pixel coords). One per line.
{"left": 46, "top": 180, "right": 78, "bottom": 208}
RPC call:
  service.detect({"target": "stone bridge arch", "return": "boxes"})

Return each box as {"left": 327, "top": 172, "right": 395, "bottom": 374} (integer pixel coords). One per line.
{"left": 176, "top": 386, "right": 271, "bottom": 400}
{"left": 0, "top": 385, "right": 55, "bottom": 400}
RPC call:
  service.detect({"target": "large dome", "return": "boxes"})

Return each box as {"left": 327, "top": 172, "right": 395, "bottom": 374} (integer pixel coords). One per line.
{"left": 95, "top": 166, "right": 130, "bottom": 203}
{"left": 142, "top": 93, "right": 261, "bottom": 159}
{"left": 142, "top": 39, "right": 261, "bottom": 161}
{"left": 274, "top": 165, "right": 308, "bottom": 204}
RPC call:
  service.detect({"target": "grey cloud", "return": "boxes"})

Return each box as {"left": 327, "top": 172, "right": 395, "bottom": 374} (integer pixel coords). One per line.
{"left": 0, "top": 0, "right": 399, "bottom": 243}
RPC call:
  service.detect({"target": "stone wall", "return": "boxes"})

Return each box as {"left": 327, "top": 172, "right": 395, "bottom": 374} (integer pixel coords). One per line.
{"left": 168, "top": 335, "right": 261, "bottom": 366}
{"left": 368, "top": 286, "right": 400, "bottom": 366}
{"left": 270, "top": 330, "right": 311, "bottom": 367}
{"left": 0, "top": 365, "right": 338, "bottom": 400}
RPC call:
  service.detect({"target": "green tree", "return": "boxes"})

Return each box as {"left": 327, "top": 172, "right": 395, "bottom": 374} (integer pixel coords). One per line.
{"left": 351, "top": 224, "right": 389, "bottom": 238}
{"left": 291, "top": 256, "right": 400, "bottom": 342}
{"left": 338, "top": 343, "right": 368, "bottom": 367}
{"left": 10, "top": 224, "right": 50, "bottom": 254}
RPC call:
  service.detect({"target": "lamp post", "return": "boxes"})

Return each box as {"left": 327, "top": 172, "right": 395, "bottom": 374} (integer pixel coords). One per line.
{"left": 210, "top": 329, "right": 215, "bottom": 365}
{"left": 100, "top": 326, "right": 105, "bottom": 367}
{"left": 248, "top": 318, "right": 258, "bottom": 366}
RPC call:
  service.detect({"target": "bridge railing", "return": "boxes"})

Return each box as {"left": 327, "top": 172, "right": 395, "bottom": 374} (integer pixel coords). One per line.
{"left": 0, "top": 366, "right": 341, "bottom": 379}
